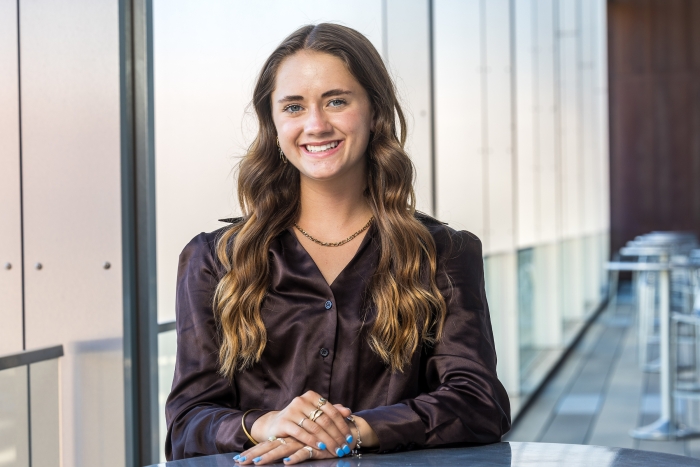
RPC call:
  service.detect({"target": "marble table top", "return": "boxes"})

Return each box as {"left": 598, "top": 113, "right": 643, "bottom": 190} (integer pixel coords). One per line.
{"left": 148, "top": 442, "right": 700, "bottom": 467}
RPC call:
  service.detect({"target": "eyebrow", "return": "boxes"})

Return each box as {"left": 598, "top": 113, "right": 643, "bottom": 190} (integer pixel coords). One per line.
{"left": 277, "top": 89, "right": 353, "bottom": 103}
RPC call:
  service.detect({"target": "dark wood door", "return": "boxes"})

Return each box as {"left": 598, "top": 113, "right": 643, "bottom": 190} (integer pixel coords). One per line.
{"left": 608, "top": 0, "right": 700, "bottom": 252}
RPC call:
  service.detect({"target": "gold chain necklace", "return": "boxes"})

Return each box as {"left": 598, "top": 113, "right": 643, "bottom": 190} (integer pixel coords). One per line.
{"left": 294, "top": 217, "right": 374, "bottom": 247}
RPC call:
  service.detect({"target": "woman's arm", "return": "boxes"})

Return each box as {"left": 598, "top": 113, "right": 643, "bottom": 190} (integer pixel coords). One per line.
{"left": 166, "top": 232, "right": 270, "bottom": 459}
{"left": 352, "top": 229, "right": 511, "bottom": 453}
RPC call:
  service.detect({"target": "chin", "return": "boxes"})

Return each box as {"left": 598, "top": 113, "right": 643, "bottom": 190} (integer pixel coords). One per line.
{"left": 302, "top": 171, "right": 341, "bottom": 182}
{"left": 298, "top": 164, "right": 344, "bottom": 181}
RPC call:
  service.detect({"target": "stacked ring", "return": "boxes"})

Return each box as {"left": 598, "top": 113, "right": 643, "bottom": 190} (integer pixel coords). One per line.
{"left": 304, "top": 446, "right": 313, "bottom": 459}
{"left": 298, "top": 418, "right": 306, "bottom": 428}
{"left": 310, "top": 409, "right": 323, "bottom": 422}
{"left": 268, "top": 436, "right": 277, "bottom": 442}
{"left": 278, "top": 438, "right": 287, "bottom": 445}
{"left": 317, "top": 397, "right": 327, "bottom": 409}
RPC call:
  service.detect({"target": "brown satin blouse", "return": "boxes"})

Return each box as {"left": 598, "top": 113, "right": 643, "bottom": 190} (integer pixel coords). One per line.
{"left": 165, "top": 214, "right": 511, "bottom": 460}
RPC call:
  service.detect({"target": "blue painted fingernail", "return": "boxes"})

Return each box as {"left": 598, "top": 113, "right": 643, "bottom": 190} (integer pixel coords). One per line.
{"left": 284, "top": 458, "right": 291, "bottom": 463}
{"left": 317, "top": 441, "right": 327, "bottom": 450}
{"left": 234, "top": 454, "right": 240, "bottom": 461}
{"left": 335, "top": 447, "right": 343, "bottom": 457}
{"left": 346, "top": 434, "right": 353, "bottom": 443}
{"left": 253, "top": 456, "right": 262, "bottom": 463}
{"left": 342, "top": 444, "right": 351, "bottom": 454}
{"left": 239, "top": 456, "right": 246, "bottom": 462}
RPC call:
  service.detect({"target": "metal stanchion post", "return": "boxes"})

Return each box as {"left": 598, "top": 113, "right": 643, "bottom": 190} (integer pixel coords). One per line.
{"left": 607, "top": 259, "right": 696, "bottom": 439}
{"left": 638, "top": 271, "right": 651, "bottom": 370}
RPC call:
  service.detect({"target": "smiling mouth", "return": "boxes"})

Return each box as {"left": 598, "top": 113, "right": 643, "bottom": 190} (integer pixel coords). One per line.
{"left": 304, "top": 141, "right": 340, "bottom": 153}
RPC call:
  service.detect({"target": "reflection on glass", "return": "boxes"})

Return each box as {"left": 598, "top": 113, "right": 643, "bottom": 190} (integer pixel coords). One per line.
{"left": 560, "top": 237, "right": 583, "bottom": 342}
{"left": 0, "top": 366, "right": 29, "bottom": 467}
{"left": 29, "top": 359, "right": 60, "bottom": 467}
{"left": 158, "top": 329, "right": 178, "bottom": 462}
{"left": 518, "top": 248, "right": 535, "bottom": 374}
{"left": 510, "top": 442, "right": 617, "bottom": 466}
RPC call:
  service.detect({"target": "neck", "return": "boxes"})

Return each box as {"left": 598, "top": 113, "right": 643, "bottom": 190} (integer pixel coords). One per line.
{"left": 296, "top": 171, "right": 373, "bottom": 234}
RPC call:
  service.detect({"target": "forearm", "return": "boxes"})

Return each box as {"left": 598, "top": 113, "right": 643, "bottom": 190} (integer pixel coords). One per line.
{"left": 352, "top": 365, "right": 510, "bottom": 453}
{"left": 167, "top": 406, "right": 269, "bottom": 459}
{"left": 346, "top": 415, "right": 379, "bottom": 450}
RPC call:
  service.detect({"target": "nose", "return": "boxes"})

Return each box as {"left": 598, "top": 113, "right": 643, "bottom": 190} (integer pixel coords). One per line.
{"left": 304, "top": 106, "right": 333, "bottom": 135}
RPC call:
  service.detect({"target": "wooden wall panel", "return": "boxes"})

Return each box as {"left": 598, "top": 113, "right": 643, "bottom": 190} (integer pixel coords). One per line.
{"left": 608, "top": 0, "right": 700, "bottom": 252}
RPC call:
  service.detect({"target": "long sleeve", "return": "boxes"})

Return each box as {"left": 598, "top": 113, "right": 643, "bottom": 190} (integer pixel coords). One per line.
{"left": 354, "top": 229, "right": 511, "bottom": 452}
{"left": 165, "top": 232, "right": 266, "bottom": 460}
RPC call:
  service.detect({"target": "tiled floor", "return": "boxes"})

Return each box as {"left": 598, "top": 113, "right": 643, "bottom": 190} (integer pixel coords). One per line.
{"left": 505, "top": 287, "right": 700, "bottom": 458}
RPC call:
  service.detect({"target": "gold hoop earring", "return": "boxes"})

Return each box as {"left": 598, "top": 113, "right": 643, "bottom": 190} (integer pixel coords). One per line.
{"left": 276, "top": 137, "right": 287, "bottom": 164}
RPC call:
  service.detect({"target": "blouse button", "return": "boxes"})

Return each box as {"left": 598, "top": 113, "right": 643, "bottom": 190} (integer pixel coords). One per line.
{"left": 319, "top": 348, "right": 330, "bottom": 358}
{"left": 324, "top": 300, "right": 333, "bottom": 310}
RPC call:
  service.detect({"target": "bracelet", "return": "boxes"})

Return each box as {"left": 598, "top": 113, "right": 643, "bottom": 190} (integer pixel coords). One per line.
{"left": 242, "top": 409, "right": 261, "bottom": 446}
{"left": 346, "top": 415, "right": 362, "bottom": 457}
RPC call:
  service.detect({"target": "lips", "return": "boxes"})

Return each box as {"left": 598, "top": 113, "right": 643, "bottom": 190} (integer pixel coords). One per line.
{"left": 304, "top": 140, "right": 340, "bottom": 153}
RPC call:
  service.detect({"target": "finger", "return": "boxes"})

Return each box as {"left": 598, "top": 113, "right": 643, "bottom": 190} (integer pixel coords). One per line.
{"left": 287, "top": 395, "right": 333, "bottom": 449}
{"left": 293, "top": 394, "right": 349, "bottom": 457}
{"left": 292, "top": 414, "right": 345, "bottom": 457}
{"left": 243, "top": 438, "right": 302, "bottom": 465}
{"left": 282, "top": 446, "right": 325, "bottom": 465}
{"left": 235, "top": 439, "right": 282, "bottom": 464}
{"left": 235, "top": 443, "right": 274, "bottom": 464}
{"left": 301, "top": 390, "right": 322, "bottom": 403}
{"left": 282, "top": 417, "right": 339, "bottom": 455}
{"left": 300, "top": 415, "right": 347, "bottom": 457}
{"left": 333, "top": 404, "right": 352, "bottom": 418}
{"left": 235, "top": 437, "right": 300, "bottom": 464}
{"left": 301, "top": 394, "right": 351, "bottom": 455}
{"left": 308, "top": 412, "right": 349, "bottom": 457}
{"left": 292, "top": 405, "right": 343, "bottom": 456}
{"left": 318, "top": 403, "right": 353, "bottom": 452}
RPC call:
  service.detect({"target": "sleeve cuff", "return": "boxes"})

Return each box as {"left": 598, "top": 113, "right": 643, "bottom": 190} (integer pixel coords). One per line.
{"left": 354, "top": 403, "right": 426, "bottom": 453}
{"left": 215, "top": 409, "right": 273, "bottom": 452}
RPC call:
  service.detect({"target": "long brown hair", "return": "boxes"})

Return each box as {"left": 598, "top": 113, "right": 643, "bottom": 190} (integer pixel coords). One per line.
{"left": 214, "top": 23, "right": 447, "bottom": 377}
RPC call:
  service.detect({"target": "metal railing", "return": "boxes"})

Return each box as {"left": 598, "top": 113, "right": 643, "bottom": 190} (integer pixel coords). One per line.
{"left": 0, "top": 345, "right": 63, "bottom": 371}
{"left": 157, "top": 321, "right": 177, "bottom": 462}
{"left": 0, "top": 345, "right": 64, "bottom": 467}
{"left": 607, "top": 232, "right": 700, "bottom": 441}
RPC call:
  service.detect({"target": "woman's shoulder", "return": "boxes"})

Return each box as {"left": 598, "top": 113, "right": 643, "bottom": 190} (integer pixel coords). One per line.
{"left": 414, "top": 211, "right": 482, "bottom": 255}
{"left": 178, "top": 218, "right": 243, "bottom": 275}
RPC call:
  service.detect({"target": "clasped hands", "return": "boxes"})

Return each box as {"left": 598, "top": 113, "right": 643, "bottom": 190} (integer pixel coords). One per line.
{"left": 235, "top": 391, "right": 366, "bottom": 465}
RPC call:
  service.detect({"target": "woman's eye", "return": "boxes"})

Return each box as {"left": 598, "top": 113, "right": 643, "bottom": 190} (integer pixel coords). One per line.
{"left": 284, "top": 104, "right": 303, "bottom": 113}
{"left": 328, "top": 99, "right": 346, "bottom": 107}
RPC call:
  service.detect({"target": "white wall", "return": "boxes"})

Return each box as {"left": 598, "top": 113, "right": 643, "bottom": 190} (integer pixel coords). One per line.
{"left": 0, "top": 0, "right": 23, "bottom": 357}
{"left": 0, "top": 0, "right": 125, "bottom": 466}
{"left": 433, "top": 0, "right": 484, "bottom": 239}
{"left": 385, "top": 0, "right": 433, "bottom": 215}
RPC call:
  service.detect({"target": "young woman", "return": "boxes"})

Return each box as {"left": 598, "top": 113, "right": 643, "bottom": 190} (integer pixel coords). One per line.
{"left": 166, "top": 23, "right": 510, "bottom": 465}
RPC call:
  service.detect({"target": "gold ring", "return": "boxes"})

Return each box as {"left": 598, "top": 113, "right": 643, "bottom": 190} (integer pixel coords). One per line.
{"left": 268, "top": 436, "right": 277, "bottom": 442}
{"left": 278, "top": 438, "right": 287, "bottom": 445}
{"left": 298, "top": 417, "right": 306, "bottom": 428}
{"left": 310, "top": 409, "right": 323, "bottom": 422}
{"left": 317, "top": 397, "right": 327, "bottom": 408}
{"left": 304, "top": 446, "right": 313, "bottom": 459}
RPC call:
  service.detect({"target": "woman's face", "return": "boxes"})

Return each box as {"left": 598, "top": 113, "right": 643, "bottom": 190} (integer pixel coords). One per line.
{"left": 271, "top": 51, "right": 374, "bottom": 184}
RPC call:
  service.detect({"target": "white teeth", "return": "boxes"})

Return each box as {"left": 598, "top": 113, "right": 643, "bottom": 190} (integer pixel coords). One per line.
{"left": 305, "top": 141, "right": 339, "bottom": 153}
